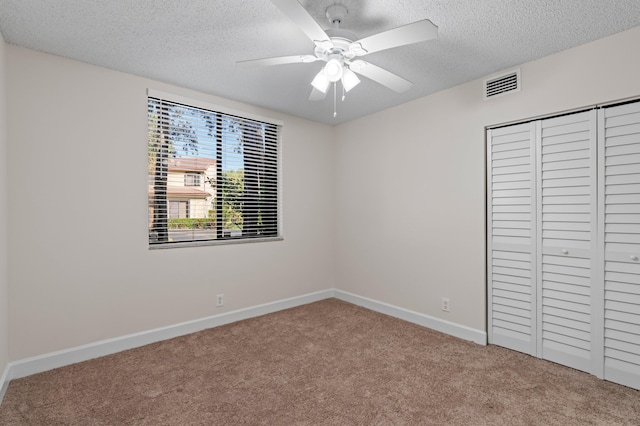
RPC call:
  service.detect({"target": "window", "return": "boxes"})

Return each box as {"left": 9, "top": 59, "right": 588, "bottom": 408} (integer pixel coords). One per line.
{"left": 184, "top": 172, "right": 201, "bottom": 187}
{"left": 148, "top": 90, "right": 281, "bottom": 247}
{"left": 169, "top": 201, "right": 189, "bottom": 219}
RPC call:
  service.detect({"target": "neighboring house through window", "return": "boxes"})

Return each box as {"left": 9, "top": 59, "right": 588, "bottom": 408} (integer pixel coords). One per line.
{"left": 166, "top": 157, "right": 216, "bottom": 220}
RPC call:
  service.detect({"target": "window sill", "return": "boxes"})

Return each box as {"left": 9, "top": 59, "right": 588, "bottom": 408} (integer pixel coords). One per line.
{"left": 148, "top": 236, "right": 283, "bottom": 250}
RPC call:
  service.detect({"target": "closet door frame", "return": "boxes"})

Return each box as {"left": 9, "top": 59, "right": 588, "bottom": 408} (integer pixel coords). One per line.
{"left": 489, "top": 100, "right": 640, "bottom": 389}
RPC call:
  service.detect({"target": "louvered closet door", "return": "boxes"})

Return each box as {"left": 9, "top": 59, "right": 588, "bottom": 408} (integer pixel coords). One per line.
{"left": 538, "top": 111, "right": 598, "bottom": 374}
{"left": 599, "top": 102, "right": 640, "bottom": 390}
{"left": 487, "top": 122, "right": 537, "bottom": 355}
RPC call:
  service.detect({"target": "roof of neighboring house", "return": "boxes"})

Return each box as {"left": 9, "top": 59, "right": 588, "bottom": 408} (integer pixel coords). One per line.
{"left": 168, "top": 157, "right": 216, "bottom": 173}
{"left": 149, "top": 186, "right": 212, "bottom": 199}
{"left": 168, "top": 187, "right": 212, "bottom": 198}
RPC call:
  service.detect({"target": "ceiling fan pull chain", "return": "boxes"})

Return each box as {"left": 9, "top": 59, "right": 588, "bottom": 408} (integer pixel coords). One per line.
{"left": 333, "top": 83, "right": 337, "bottom": 118}
{"left": 342, "top": 83, "right": 346, "bottom": 102}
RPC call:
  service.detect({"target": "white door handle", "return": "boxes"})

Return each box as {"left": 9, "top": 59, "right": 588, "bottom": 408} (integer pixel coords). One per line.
{"left": 632, "top": 255, "right": 639, "bottom": 262}
{"left": 562, "top": 249, "right": 569, "bottom": 255}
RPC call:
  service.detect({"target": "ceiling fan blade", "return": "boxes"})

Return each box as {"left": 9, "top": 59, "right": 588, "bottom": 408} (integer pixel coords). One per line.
{"left": 352, "top": 19, "right": 438, "bottom": 55}
{"left": 237, "top": 55, "right": 318, "bottom": 68}
{"left": 270, "top": 0, "right": 331, "bottom": 45}
{"left": 309, "top": 87, "right": 328, "bottom": 101}
{"left": 351, "top": 61, "right": 412, "bottom": 93}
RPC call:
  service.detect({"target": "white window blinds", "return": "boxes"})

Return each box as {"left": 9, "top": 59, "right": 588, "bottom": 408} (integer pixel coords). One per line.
{"left": 148, "top": 93, "right": 280, "bottom": 246}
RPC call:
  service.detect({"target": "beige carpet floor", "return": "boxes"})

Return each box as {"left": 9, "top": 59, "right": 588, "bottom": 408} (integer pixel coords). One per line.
{"left": 0, "top": 298, "right": 639, "bottom": 425}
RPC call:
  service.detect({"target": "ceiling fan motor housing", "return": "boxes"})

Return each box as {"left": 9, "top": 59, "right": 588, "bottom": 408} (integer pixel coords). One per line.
{"left": 315, "top": 35, "right": 359, "bottom": 65}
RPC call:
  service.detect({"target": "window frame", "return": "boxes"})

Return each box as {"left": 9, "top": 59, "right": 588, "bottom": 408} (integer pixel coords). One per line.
{"left": 147, "top": 89, "right": 283, "bottom": 249}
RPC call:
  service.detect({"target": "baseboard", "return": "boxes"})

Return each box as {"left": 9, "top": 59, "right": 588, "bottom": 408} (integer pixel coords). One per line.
{"left": 2, "top": 288, "right": 487, "bottom": 398}
{"left": 5, "top": 289, "right": 335, "bottom": 382}
{"left": 0, "top": 363, "right": 9, "bottom": 403}
{"left": 334, "top": 290, "right": 487, "bottom": 345}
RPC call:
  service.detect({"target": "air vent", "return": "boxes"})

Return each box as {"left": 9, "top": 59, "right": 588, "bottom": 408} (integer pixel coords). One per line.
{"left": 484, "top": 69, "right": 521, "bottom": 99}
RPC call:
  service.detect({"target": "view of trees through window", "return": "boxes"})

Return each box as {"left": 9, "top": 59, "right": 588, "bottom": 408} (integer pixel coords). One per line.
{"left": 148, "top": 96, "right": 279, "bottom": 245}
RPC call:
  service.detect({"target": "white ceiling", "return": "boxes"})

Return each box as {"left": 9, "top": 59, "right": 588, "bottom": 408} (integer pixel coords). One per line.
{"left": 1, "top": 1, "right": 639, "bottom": 125}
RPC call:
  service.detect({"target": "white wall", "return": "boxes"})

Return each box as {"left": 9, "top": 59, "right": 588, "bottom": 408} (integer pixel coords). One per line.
{"left": 334, "top": 26, "right": 640, "bottom": 332}
{"left": 6, "top": 46, "right": 336, "bottom": 360}
{"left": 0, "top": 32, "right": 9, "bottom": 383}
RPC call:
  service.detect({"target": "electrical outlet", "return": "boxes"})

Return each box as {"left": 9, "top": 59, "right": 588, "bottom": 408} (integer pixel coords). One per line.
{"left": 441, "top": 298, "right": 450, "bottom": 312}
{"left": 216, "top": 294, "right": 224, "bottom": 307}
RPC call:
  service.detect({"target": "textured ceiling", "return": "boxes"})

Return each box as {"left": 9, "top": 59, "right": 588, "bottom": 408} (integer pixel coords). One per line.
{"left": 1, "top": 1, "right": 639, "bottom": 125}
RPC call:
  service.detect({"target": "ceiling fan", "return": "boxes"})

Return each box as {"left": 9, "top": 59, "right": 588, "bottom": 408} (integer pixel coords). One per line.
{"left": 238, "top": 0, "right": 438, "bottom": 105}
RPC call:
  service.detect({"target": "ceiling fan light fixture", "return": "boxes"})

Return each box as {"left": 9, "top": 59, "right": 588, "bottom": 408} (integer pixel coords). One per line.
{"left": 341, "top": 68, "right": 360, "bottom": 92}
{"left": 323, "top": 58, "right": 344, "bottom": 82}
{"left": 311, "top": 70, "right": 331, "bottom": 93}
